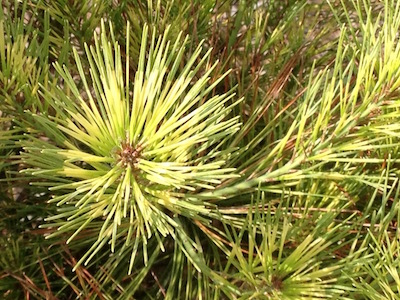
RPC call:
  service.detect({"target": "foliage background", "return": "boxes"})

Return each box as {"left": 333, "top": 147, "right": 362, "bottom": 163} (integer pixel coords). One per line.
{"left": 1, "top": 0, "right": 400, "bottom": 299}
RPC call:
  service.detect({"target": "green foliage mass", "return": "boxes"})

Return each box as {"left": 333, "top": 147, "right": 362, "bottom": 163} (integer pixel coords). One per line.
{"left": 1, "top": 0, "right": 400, "bottom": 299}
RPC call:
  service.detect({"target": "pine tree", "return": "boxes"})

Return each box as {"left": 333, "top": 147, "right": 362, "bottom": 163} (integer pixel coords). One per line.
{"left": 1, "top": 0, "right": 400, "bottom": 299}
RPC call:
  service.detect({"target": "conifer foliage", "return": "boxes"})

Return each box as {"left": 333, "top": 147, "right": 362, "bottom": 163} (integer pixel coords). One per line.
{"left": 1, "top": 0, "right": 400, "bottom": 299}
